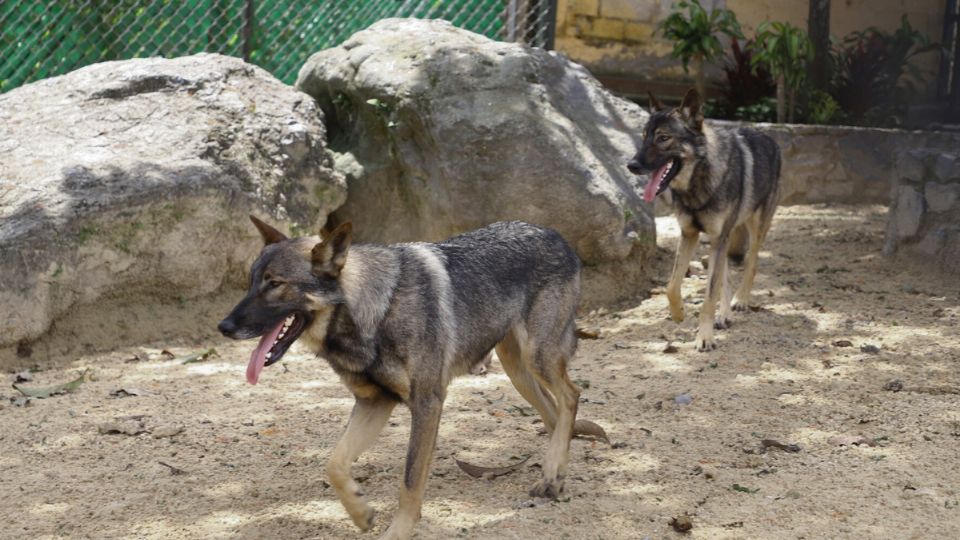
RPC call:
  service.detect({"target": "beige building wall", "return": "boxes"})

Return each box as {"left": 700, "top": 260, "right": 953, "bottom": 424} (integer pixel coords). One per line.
{"left": 555, "top": 0, "right": 945, "bottom": 97}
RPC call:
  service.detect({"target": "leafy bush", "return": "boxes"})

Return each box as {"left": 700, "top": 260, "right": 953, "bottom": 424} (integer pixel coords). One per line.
{"left": 804, "top": 90, "right": 841, "bottom": 125}
{"left": 829, "top": 15, "right": 940, "bottom": 126}
{"left": 719, "top": 39, "right": 775, "bottom": 118}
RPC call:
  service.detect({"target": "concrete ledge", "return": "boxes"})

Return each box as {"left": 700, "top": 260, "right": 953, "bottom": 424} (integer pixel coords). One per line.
{"left": 884, "top": 149, "right": 960, "bottom": 274}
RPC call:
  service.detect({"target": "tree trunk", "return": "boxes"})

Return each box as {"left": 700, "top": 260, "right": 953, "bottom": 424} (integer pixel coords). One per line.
{"left": 807, "top": 0, "right": 831, "bottom": 92}
{"left": 776, "top": 74, "right": 786, "bottom": 123}
{"left": 694, "top": 54, "right": 706, "bottom": 100}
{"left": 788, "top": 87, "right": 796, "bottom": 123}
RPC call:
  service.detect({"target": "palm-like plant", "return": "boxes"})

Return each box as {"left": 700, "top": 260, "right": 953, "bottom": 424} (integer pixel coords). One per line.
{"left": 749, "top": 21, "right": 813, "bottom": 123}
{"left": 658, "top": 0, "right": 743, "bottom": 100}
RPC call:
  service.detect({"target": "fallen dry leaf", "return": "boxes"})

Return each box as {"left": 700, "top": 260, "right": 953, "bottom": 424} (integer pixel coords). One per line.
{"left": 13, "top": 369, "right": 91, "bottom": 399}
{"left": 575, "top": 328, "right": 600, "bottom": 340}
{"left": 761, "top": 439, "right": 802, "bottom": 453}
{"left": 176, "top": 348, "right": 219, "bottom": 364}
{"left": 573, "top": 419, "right": 609, "bottom": 444}
{"left": 827, "top": 434, "right": 872, "bottom": 447}
{"left": 455, "top": 454, "right": 530, "bottom": 479}
{"left": 109, "top": 387, "right": 149, "bottom": 398}
{"left": 158, "top": 461, "right": 187, "bottom": 475}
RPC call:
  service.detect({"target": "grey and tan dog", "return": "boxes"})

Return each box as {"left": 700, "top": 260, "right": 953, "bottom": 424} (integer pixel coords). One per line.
{"left": 219, "top": 217, "right": 598, "bottom": 539}
{"left": 627, "top": 89, "right": 782, "bottom": 351}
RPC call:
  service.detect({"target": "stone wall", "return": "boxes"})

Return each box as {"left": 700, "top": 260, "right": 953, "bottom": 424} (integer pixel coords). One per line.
{"left": 724, "top": 121, "right": 960, "bottom": 206}
{"left": 884, "top": 150, "right": 960, "bottom": 273}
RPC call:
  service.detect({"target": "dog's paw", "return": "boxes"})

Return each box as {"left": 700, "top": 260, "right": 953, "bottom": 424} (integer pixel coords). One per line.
{"left": 714, "top": 317, "right": 731, "bottom": 330}
{"left": 695, "top": 336, "right": 717, "bottom": 352}
{"left": 379, "top": 517, "right": 416, "bottom": 540}
{"left": 529, "top": 478, "right": 565, "bottom": 500}
{"left": 349, "top": 505, "right": 376, "bottom": 532}
{"left": 732, "top": 300, "right": 750, "bottom": 312}
{"left": 670, "top": 308, "right": 685, "bottom": 323}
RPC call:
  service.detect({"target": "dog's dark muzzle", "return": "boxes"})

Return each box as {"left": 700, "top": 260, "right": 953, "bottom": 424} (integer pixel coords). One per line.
{"left": 218, "top": 318, "right": 239, "bottom": 338}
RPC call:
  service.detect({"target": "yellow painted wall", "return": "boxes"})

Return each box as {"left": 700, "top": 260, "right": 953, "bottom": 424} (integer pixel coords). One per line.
{"left": 555, "top": 0, "right": 945, "bottom": 94}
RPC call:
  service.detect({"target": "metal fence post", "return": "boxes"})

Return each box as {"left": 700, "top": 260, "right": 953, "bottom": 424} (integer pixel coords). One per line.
{"left": 243, "top": 0, "right": 255, "bottom": 62}
{"left": 545, "top": 0, "right": 558, "bottom": 50}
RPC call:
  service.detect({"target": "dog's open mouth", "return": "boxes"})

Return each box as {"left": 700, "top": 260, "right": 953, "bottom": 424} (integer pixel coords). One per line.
{"left": 642, "top": 158, "right": 682, "bottom": 202}
{"left": 246, "top": 313, "right": 307, "bottom": 385}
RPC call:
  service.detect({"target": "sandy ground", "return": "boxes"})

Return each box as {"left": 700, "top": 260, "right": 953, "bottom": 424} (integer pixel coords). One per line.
{"left": 3, "top": 204, "right": 960, "bottom": 540}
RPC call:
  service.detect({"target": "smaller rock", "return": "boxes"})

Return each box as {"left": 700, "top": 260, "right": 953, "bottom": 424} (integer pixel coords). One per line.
{"left": 860, "top": 344, "right": 880, "bottom": 354}
{"left": 669, "top": 514, "right": 693, "bottom": 533}
{"left": 99, "top": 419, "right": 148, "bottom": 436}
{"left": 674, "top": 393, "right": 693, "bottom": 406}
{"left": 884, "top": 379, "right": 904, "bottom": 392}
{"left": 153, "top": 425, "right": 184, "bottom": 439}
{"left": 827, "top": 434, "right": 870, "bottom": 447}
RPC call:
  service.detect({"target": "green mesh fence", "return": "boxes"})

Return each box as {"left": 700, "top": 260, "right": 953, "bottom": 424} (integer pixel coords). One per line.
{"left": 0, "top": 0, "right": 556, "bottom": 93}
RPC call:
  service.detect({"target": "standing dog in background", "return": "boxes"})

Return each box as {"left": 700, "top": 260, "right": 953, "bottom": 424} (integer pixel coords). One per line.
{"left": 627, "top": 89, "right": 782, "bottom": 351}
{"left": 219, "top": 217, "right": 601, "bottom": 540}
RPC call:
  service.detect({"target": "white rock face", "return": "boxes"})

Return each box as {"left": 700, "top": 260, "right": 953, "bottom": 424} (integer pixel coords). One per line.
{"left": 296, "top": 18, "right": 656, "bottom": 306}
{"left": 0, "top": 54, "right": 346, "bottom": 364}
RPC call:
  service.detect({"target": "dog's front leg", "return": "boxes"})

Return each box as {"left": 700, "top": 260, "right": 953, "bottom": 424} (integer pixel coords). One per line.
{"left": 696, "top": 237, "right": 730, "bottom": 351}
{"left": 667, "top": 228, "right": 699, "bottom": 322}
{"left": 380, "top": 390, "right": 445, "bottom": 540}
{"left": 328, "top": 396, "right": 397, "bottom": 531}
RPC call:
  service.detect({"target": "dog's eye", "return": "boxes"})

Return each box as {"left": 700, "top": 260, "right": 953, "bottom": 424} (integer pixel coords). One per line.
{"left": 656, "top": 135, "right": 672, "bottom": 143}
{"left": 267, "top": 279, "right": 283, "bottom": 289}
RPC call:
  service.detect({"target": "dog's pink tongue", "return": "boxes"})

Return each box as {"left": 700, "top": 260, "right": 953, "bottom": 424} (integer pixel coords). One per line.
{"left": 643, "top": 163, "right": 670, "bottom": 202}
{"left": 246, "top": 321, "right": 284, "bottom": 385}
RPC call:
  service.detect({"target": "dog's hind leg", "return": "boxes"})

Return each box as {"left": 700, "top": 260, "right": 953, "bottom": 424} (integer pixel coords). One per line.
{"left": 733, "top": 209, "right": 772, "bottom": 312}
{"left": 522, "top": 304, "right": 580, "bottom": 499}
{"left": 381, "top": 386, "right": 445, "bottom": 540}
{"left": 667, "top": 227, "right": 700, "bottom": 323}
{"left": 527, "top": 348, "right": 579, "bottom": 499}
{"left": 497, "top": 329, "right": 559, "bottom": 431}
{"left": 328, "top": 395, "right": 397, "bottom": 531}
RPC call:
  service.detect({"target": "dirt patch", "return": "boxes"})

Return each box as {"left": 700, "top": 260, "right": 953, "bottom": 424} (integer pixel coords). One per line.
{"left": 3, "top": 205, "right": 959, "bottom": 539}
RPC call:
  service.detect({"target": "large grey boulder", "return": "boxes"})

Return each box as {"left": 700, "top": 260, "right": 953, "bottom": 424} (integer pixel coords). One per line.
{"left": 296, "top": 18, "right": 655, "bottom": 306}
{"left": 0, "top": 54, "right": 345, "bottom": 366}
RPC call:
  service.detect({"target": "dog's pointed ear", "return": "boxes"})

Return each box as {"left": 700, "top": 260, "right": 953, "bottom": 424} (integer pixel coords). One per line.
{"left": 312, "top": 222, "right": 352, "bottom": 278}
{"left": 249, "top": 215, "right": 287, "bottom": 245}
{"left": 679, "top": 88, "right": 703, "bottom": 130}
{"left": 648, "top": 91, "right": 666, "bottom": 113}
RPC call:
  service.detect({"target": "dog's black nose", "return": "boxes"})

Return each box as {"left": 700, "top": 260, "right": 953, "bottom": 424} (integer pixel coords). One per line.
{"left": 627, "top": 159, "right": 643, "bottom": 174}
{"left": 218, "top": 318, "right": 237, "bottom": 338}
